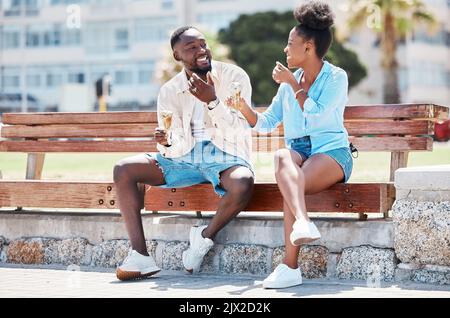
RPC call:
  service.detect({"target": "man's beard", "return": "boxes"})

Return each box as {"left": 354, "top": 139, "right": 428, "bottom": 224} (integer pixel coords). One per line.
{"left": 190, "top": 64, "right": 212, "bottom": 76}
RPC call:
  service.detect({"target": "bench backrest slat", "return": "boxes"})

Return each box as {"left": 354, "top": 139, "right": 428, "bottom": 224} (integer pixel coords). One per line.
{"left": 2, "top": 112, "right": 157, "bottom": 125}
{"left": 0, "top": 104, "right": 446, "bottom": 153}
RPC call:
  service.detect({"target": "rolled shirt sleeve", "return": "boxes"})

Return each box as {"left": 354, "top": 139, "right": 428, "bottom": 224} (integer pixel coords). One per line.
{"left": 253, "top": 85, "right": 284, "bottom": 134}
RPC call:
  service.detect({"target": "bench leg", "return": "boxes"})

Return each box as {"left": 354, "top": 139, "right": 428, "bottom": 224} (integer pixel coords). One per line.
{"left": 16, "top": 153, "right": 46, "bottom": 211}
{"left": 196, "top": 211, "right": 202, "bottom": 218}
{"left": 26, "top": 153, "right": 46, "bottom": 180}
{"left": 358, "top": 213, "right": 368, "bottom": 221}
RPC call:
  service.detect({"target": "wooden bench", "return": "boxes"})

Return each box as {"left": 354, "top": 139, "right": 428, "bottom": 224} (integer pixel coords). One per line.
{"left": 0, "top": 103, "right": 448, "bottom": 219}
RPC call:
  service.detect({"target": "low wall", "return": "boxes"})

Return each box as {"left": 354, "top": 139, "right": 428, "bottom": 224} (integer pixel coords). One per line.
{"left": 393, "top": 165, "right": 450, "bottom": 285}
{"left": 0, "top": 211, "right": 396, "bottom": 282}
{"left": 1, "top": 165, "right": 448, "bottom": 285}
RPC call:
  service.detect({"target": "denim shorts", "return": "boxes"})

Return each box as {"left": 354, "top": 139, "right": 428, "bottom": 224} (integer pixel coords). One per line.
{"left": 146, "top": 140, "right": 253, "bottom": 197}
{"left": 290, "top": 136, "right": 353, "bottom": 183}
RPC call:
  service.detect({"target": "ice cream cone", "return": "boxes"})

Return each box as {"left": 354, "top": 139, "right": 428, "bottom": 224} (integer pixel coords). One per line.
{"left": 160, "top": 111, "right": 173, "bottom": 130}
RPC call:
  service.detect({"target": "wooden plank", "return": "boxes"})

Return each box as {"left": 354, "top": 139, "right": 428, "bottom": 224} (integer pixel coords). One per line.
{"left": 3, "top": 104, "right": 447, "bottom": 126}
{"left": 2, "top": 112, "right": 158, "bottom": 125}
{"left": 256, "top": 104, "right": 449, "bottom": 120}
{"left": 0, "top": 140, "right": 157, "bottom": 153}
{"left": 251, "top": 120, "right": 434, "bottom": 137}
{"left": 344, "top": 104, "right": 448, "bottom": 120}
{"left": 145, "top": 183, "right": 388, "bottom": 213}
{"left": 26, "top": 153, "right": 45, "bottom": 179}
{"left": 0, "top": 136, "right": 432, "bottom": 153}
{"left": 1, "top": 123, "right": 159, "bottom": 138}
{"left": 345, "top": 120, "right": 433, "bottom": 135}
{"left": 390, "top": 151, "right": 409, "bottom": 181}
{"left": 253, "top": 137, "right": 285, "bottom": 152}
{"left": 349, "top": 136, "right": 432, "bottom": 152}
{"left": 0, "top": 181, "right": 116, "bottom": 209}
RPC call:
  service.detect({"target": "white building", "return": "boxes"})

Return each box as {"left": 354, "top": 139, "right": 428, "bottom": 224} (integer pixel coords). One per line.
{"left": 0, "top": 0, "right": 448, "bottom": 112}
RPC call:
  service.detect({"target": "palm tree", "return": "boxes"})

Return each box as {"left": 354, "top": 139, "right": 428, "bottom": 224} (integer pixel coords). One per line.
{"left": 345, "top": 0, "right": 435, "bottom": 103}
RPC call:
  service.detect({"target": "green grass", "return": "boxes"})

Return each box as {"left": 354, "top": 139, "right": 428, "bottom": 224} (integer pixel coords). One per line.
{"left": 1, "top": 143, "right": 449, "bottom": 182}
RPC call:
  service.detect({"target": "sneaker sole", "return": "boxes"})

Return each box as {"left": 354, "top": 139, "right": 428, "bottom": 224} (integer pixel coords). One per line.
{"left": 182, "top": 251, "right": 195, "bottom": 274}
{"left": 291, "top": 236, "right": 321, "bottom": 246}
{"left": 263, "top": 280, "right": 303, "bottom": 289}
{"left": 116, "top": 268, "right": 160, "bottom": 281}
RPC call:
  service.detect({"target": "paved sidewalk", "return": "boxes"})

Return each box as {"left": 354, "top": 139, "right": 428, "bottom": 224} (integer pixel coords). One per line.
{"left": 0, "top": 265, "right": 449, "bottom": 298}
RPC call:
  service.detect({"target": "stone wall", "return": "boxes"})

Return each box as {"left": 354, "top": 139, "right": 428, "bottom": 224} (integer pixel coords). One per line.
{"left": 393, "top": 165, "right": 450, "bottom": 284}
{"left": 0, "top": 212, "right": 397, "bottom": 282}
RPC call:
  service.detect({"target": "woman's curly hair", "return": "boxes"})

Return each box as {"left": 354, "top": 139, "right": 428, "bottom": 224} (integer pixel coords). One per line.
{"left": 293, "top": 1, "right": 334, "bottom": 58}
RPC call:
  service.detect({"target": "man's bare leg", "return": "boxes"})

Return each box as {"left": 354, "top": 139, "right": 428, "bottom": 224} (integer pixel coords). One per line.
{"left": 113, "top": 154, "right": 165, "bottom": 256}
{"left": 202, "top": 165, "right": 254, "bottom": 239}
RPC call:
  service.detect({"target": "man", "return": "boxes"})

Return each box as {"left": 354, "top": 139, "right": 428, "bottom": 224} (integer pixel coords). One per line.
{"left": 113, "top": 26, "right": 255, "bottom": 280}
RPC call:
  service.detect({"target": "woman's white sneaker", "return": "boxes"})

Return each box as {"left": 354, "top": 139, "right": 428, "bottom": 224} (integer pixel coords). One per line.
{"left": 116, "top": 249, "right": 161, "bottom": 281}
{"left": 263, "top": 264, "right": 302, "bottom": 289}
{"left": 290, "top": 219, "right": 321, "bottom": 246}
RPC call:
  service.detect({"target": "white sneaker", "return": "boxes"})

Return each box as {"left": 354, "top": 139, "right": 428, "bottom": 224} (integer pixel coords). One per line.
{"left": 182, "top": 225, "right": 214, "bottom": 273}
{"left": 263, "top": 264, "right": 302, "bottom": 289}
{"left": 290, "top": 219, "right": 321, "bottom": 246}
{"left": 116, "top": 249, "right": 160, "bottom": 281}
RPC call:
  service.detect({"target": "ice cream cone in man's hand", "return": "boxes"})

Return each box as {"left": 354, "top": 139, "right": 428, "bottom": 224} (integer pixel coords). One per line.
{"left": 155, "top": 110, "right": 173, "bottom": 146}
{"left": 160, "top": 110, "right": 173, "bottom": 130}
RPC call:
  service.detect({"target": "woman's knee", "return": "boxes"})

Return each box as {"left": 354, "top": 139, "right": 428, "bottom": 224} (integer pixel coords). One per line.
{"left": 274, "top": 148, "right": 300, "bottom": 168}
{"left": 113, "top": 159, "right": 132, "bottom": 183}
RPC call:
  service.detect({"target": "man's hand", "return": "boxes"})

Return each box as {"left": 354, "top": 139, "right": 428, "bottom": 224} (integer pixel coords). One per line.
{"left": 154, "top": 127, "right": 170, "bottom": 146}
{"left": 272, "top": 61, "right": 296, "bottom": 85}
{"left": 188, "top": 72, "right": 217, "bottom": 103}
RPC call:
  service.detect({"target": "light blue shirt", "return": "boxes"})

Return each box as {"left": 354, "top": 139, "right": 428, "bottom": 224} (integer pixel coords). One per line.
{"left": 253, "top": 61, "right": 350, "bottom": 154}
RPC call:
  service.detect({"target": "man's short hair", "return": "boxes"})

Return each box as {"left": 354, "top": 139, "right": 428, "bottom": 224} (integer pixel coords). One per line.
{"left": 170, "top": 26, "right": 198, "bottom": 49}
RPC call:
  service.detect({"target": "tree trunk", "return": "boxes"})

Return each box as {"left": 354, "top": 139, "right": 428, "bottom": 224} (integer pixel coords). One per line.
{"left": 381, "top": 12, "right": 401, "bottom": 104}
{"left": 383, "top": 66, "right": 400, "bottom": 104}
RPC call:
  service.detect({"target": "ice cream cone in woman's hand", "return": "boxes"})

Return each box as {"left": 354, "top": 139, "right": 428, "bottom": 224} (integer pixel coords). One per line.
{"left": 230, "top": 82, "right": 242, "bottom": 110}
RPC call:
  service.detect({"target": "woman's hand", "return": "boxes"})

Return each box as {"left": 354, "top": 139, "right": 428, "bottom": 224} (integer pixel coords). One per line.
{"left": 225, "top": 96, "right": 258, "bottom": 127}
{"left": 272, "top": 61, "right": 295, "bottom": 85}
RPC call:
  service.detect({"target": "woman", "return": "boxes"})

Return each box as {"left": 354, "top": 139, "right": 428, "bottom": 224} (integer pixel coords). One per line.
{"left": 228, "top": 1, "right": 353, "bottom": 289}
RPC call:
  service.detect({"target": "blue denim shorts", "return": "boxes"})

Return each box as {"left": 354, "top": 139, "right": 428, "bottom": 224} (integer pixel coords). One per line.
{"left": 146, "top": 140, "right": 253, "bottom": 197}
{"left": 290, "top": 136, "right": 353, "bottom": 183}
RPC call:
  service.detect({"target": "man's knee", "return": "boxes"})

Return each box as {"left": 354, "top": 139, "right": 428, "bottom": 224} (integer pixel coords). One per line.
{"left": 228, "top": 173, "right": 255, "bottom": 197}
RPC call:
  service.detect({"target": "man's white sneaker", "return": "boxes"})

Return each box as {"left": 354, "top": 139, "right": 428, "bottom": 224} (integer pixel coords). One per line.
{"left": 263, "top": 264, "right": 302, "bottom": 289}
{"left": 116, "top": 249, "right": 160, "bottom": 281}
{"left": 290, "top": 219, "right": 321, "bottom": 246}
{"left": 182, "top": 225, "right": 214, "bottom": 273}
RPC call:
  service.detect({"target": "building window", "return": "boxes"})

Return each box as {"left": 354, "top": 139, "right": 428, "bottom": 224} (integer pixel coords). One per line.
{"left": 4, "top": 75, "right": 20, "bottom": 88}
{"left": 135, "top": 17, "right": 176, "bottom": 43}
{"left": 115, "top": 70, "right": 133, "bottom": 85}
{"left": 2, "top": 30, "right": 21, "bottom": 49}
{"left": 115, "top": 29, "right": 129, "bottom": 51}
{"left": 161, "top": 0, "right": 173, "bottom": 9}
{"left": 27, "top": 74, "right": 41, "bottom": 87}
{"left": 68, "top": 73, "right": 85, "bottom": 83}
{"left": 46, "top": 73, "right": 63, "bottom": 87}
